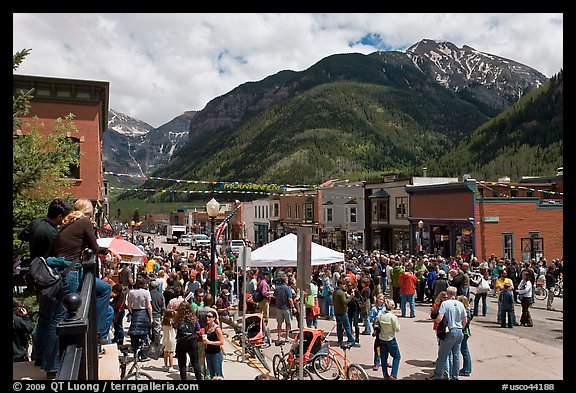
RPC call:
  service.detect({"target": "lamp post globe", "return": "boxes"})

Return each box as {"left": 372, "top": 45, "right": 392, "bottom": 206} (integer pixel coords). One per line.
{"left": 206, "top": 198, "right": 220, "bottom": 299}
{"left": 417, "top": 220, "right": 424, "bottom": 254}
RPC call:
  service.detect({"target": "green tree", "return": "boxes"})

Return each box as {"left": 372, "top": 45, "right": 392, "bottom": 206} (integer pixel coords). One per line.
{"left": 13, "top": 49, "right": 81, "bottom": 250}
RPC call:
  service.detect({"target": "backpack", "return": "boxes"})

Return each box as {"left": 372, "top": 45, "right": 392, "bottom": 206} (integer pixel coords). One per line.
{"left": 177, "top": 318, "right": 198, "bottom": 344}
{"left": 26, "top": 257, "right": 76, "bottom": 302}
{"left": 252, "top": 290, "right": 263, "bottom": 302}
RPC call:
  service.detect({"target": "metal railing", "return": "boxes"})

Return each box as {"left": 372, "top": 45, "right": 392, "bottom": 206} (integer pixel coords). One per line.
{"left": 55, "top": 249, "right": 99, "bottom": 380}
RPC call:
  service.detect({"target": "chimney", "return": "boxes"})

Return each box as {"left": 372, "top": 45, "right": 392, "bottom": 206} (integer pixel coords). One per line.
{"left": 422, "top": 167, "right": 427, "bottom": 177}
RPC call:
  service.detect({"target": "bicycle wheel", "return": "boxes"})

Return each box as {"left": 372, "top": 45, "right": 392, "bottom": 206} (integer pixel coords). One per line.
{"left": 272, "top": 354, "right": 289, "bottom": 380}
{"left": 253, "top": 346, "right": 271, "bottom": 372}
{"left": 553, "top": 284, "right": 561, "bottom": 297}
{"left": 289, "top": 368, "right": 314, "bottom": 380}
{"left": 534, "top": 286, "right": 547, "bottom": 301}
{"left": 346, "top": 363, "right": 370, "bottom": 380}
{"left": 312, "top": 353, "right": 340, "bottom": 380}
{"left": 123, "top": 370, "right": 154, "bottom": 380}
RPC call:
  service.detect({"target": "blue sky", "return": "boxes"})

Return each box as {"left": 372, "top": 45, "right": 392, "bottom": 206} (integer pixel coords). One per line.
{"left": 13, "top": 13, "right": 563, "bottom": 128}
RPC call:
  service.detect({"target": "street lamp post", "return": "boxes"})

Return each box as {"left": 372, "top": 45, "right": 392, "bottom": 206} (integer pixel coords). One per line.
{"left": 418, "top": 220, "right": 424, "bottom": 255}
{"left": 206, "top": 198, "right": 220, "bottom": 300}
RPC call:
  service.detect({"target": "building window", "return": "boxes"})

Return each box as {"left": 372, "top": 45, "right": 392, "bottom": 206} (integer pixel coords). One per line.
{"left": 346, "top": 207, "right": 357, "bottom": 223}
{"left": 254, "top": 206, "right": 257, "bottom": 219}
{"left": 324, "top": 208, "right": 333, "bottom": 222}
{"left": 529, "top": 231, "right": 539, "bottom": 239}
{"left": 526, "top": 189, "right": 534, "bottom": 198}
{"left": 372, "top": 200, "right": 389, "bottom": 221}
{"left": 265, "top": 205, "right": 268, "bottom": 219}
{"left": 511, "top": 189, "right": 519, "bottom": 197}
{"left": 295, "top": 204, "right": 300, "bottom": 219}
{"left": 395, "top": 197, "right": 407, "bottom": 219}
{"left": 65, "top": 137, "right": 81, "bottom": 179}
{"left": 503, "top": 233, "right": 514, "bottom": 260}
{"left": 287, "top": 205, "right": 291, "bottom": 218}
{"left": 304, "top": 203, "right": 314, "bottom": 222}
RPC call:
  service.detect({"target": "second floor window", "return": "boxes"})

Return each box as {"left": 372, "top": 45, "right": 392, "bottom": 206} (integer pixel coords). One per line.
{"left": 372, "top": 200, "right": 388, "bottom": 221}
{"left": 395, "top": 197, "right": 407, "bottom": 219}
{"left": 324, "top": 208, "right": 333, "bottom": 222}
{"left": 304, "top": 203, "right": 314, "bottom": 222}
{"left": 346, "top": 207, "right": 357, "bottom": 223}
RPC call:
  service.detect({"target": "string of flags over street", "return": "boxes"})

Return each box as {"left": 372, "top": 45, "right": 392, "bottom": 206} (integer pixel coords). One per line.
{"left": 104, "top": 171, "right": 563, "bottom": 199}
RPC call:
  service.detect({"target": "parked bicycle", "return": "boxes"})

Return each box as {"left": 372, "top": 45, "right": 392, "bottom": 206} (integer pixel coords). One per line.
{"left": 534, "top": 282, "right": 548, "bottom": 301}
{"left": 311, "top": 341, "right": 369, "bottom": 380}
{"left": 271, "top": 339, "right": 314, "bottom": 380}
{"left": 553, "top": 277, "right": 563, "bottom": 297}
{"left": 118, "top": 343, "right": 154, "bottom": 380}
{"left": 231, "top": 322, "right": 271, "bottom": 372}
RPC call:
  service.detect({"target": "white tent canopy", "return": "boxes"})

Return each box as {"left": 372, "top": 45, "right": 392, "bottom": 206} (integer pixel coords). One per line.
{"left": 248, "top": 233, "right": 344, "bottom": 267}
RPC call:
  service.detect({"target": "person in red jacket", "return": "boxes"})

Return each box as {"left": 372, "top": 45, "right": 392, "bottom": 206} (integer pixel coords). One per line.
{"left": 398, "top": 267, "right": 418, "bottom": 318}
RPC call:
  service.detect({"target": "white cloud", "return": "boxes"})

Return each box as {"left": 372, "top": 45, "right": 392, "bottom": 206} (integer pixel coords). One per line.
{"left": 13, "top": 13, "right": 563, "bottom": 128}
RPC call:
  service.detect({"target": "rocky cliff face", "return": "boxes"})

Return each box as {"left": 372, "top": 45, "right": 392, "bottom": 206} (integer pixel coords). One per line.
{"left": 405, "top": 39, "right": 548, "bottom": 109}
{"left": 102, "top": 109, "right": 195, "bottom": 178}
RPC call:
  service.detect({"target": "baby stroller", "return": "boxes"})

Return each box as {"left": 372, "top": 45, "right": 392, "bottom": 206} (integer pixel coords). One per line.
{"left": 287, "top": 328, "right": 325, "bottom": 366}
{"left": 243, "top": 313, "right": 271, "bottom": 346}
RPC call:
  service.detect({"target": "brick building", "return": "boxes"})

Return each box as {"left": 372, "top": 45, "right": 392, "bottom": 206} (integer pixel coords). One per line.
{"left": 407, "top": 178, "right": 563, "bottom": 262}
{"left": 14, "top": 74, "right": 110, "bottom": 223}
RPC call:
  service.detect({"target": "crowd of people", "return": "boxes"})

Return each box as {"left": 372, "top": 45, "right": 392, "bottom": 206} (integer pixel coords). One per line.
{"left": 13, "top": 200, "right": 564, "bottom": 380}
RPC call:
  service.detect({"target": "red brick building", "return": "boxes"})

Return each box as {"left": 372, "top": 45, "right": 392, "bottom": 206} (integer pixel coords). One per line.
{"left": 407, "top": 178, "right": 563, "bottom": 262}
{"left": 14, "top": 74, "right": 110, "bottom": 223}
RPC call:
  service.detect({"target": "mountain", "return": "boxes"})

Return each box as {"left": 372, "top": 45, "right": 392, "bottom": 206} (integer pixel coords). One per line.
{"left": 102, "top": 109, "right": 195, "bottom": 185}
{"left": 109, "top": 39, "right": 552, "bottom": 196}
{"left": 426, "top": 70, "right": 563, "bottom": 181}
{"left": 406, "top": 39, "right": 548, "bottom": 113}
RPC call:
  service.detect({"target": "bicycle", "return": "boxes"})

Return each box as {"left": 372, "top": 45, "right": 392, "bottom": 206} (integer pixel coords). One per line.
{"left": 534, "top": 282, "right": 548, "bottom": 301}
{"left": 271, "top": 339, "right": 314, "bottom": 380}
{"left": 312, "top": 342, "right": 369, "bottom": 380}
{"left": 553, "top": 278, "right": 563, "bottom": 297}
{"left": 231, "top": 322, "right": 271, "bottom": 372}
{"left": 118, "top": 343, "right": 154, "bottom": 380}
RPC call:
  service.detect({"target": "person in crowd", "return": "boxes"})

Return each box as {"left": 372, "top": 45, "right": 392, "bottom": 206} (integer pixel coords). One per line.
{"left": 424, "top": 263, "right": 437, "bottom": 302}
{"left": 273, "top": 275, "right": 294, "bottom": 341}
{"left": 215, "top": 288, "right": 234, "bottom": 318}
{"left": 414, "top": 257, "right": 428, "bottom": 303}
{"left": 257, "top": 270, "right": 273, "bottom": 329}
{"left": 333, "top": 279, "right": 359, "bottom": 347}
{"left": 500, "top": 283, "right": 515, "bottom": 328}
{"left": 110, "top": 283, "right": 126, "bottom": 345}
{"left": 304, "top": 279, "right": 320, "bottom": 328}
{"left": 430, "top": 291, "right": 448, "bottom": 339}
{"left": 376, "top": 298, "right": 401, "bottom": 380}
{"left": 44, "top": 199, "right": 113, "bottom": 375}
{"left": 127, "top": 277, "right": 153, "bottom": 360}
{"left": 156, "top": 269, "right": 167, "bottom": 294}
{"left": 174, "top": 301, "right": 203, "bottom": 380}
{"left": 427, "top": 286, "right": 467, "bottom": 380}
{"left": 460, "top": 262, "right": 471, "bottom": 299}
{"left": 368, "top": 293, "right": 389, "bottom": 371}
{"left": 457, "top": 295, "right": 473, "bottom": 377}
{"left": 545, "top": 265, "right": 557, "bottom": 311}
{"left": 494, "top": 269, "right": 515, "bottom": 325}
{"left": 471, "top": 267, "right": 490, "bottom": 317}
{"left": 517, "top": 271, "right": 534, "bottom": 327}
{"left": 398, "top": 267, "right": 417, "bottom": 318}
{"left": 149, "top": 280, "right": 166, "bottom": 345}
{"left": 449, "top": 268, "right": 465, "bottom": 296}
{"left": 185, "top": 271, "right": 201, "bottom": 301}
{"left": 23, "top": 199, "right": 73, "bottom": 377}
{"left": 190, "top": 288, "right": 205, "bottom": 314}
{"left": 359, "top": 277, "right": 372, "bottom": 335}
{"left": 321, "top": 268, "right": 335, "bottom": 320}
{"left": 161, "top": 309, "right": 178, "bottom": 373}
{"left": 202, "top": 311, "right": 225, "bottom": 380}
{"left": 433, "top": 269, "right": 449, "bottom": 299}
{"left": 13, "top": 298, "right": 35, "bottom": 362}
{"left": 245, "top": 269, "right": 258, "bottom": 314}
{"left": 390, "top": 261, "right": 405, "bottom": 309}
{"left": 345, "top": 279, "right": 362, "bottom": 344}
